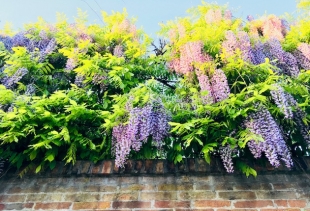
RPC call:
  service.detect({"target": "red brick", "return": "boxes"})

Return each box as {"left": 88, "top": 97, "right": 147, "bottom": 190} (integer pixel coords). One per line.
{"left": 114, "top": 192, "right": 138, "bottom": 201}
{"left": 72, "top": 202, "right": 111, "bottom": 210}
{"left": 218, "top": 209, "right": 258, "bottom": 211}
{"left": 140, "top": 192, "right": 177, "bottom": 200}
{"left": 0, "top": 194, "right": 26, "bottom": 202}
{"left": 34, "top": 202, "right": 72, "bottom": 210}
{"left": 2, "top": 203, "right": 24, "bottom": 210}
{"left": 124, "top": 160, "right": 134, "bottom": 173}
{"left": 195, "top": 200, "right": 231, "bottom": 208}
{"left": 158, "top": 184, "right": 193, "bottom": 191}
{"left": 112, "top": 201, "right": 151, "bottom": 209}
{"left": 272, "top": 183, "right": 295, "bottom": 190}
{"left": 256, "top": 191, "right": 297, "bottom": 199}
{"left": 260, "top": 209, "right": 300, "bottom": 211}
{"left": 80, "top": 161, "right": 92, "bottom": 174}
{"left": 138, "top": 210, "right": 174, "bottom": 211}
{"left": 218, "top": 191, "right": 256, "bottom": 200}
{"left": 92, "top": 162, "right": 103, "bottom": 174}
{"left": 233, "top": 200, "right": 273, "bottom": 208}
{"left": 176, "top": 209, "right": 214, "bottom": 211}
{"left": 145, "top": 160, "right": 154, "bottom": 173}
{"left": 274, "top": 200, "right": 288, "bottom": 207}
{"left": 119, "top": 184, "right": 155, "bottom": 192}
{"left": 134, "top": 160, "right": 143, "bottom": 172}
{"left": 7, "top": 186, "right": 44, "bottom": 194}
{"left": 196, "top": 159, "right": 207, "bottom": 172}
{"left": 188, "top": 159, "right": 196, "bottom": 172}
{"left": 102, "top": 161, "right": 112, "bottom": 174}
{"left": 166, "top": 161, "right": 176, "bottom": 173}
{"left": 0, "top": 204, "right": 4, "bottom": 210}
{"left": 24, "top": 203, "right": 34, "bottom": 208}
{"left": 155, "top": 200, "right": 190, "bottom": 208}
{"left": 64, "top": 193, "right": 100, "bottom": 202}
{"left": 155, "top": 160, "right": 164, "bottom": 174}
{"left": 288, "top": 200, "right": 307, "bottom": 208}
{"left": 178, "top": 191, "right": 216, "bottom": 200}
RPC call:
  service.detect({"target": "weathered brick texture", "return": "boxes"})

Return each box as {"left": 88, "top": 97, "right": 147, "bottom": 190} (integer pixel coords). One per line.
{"left": 0, "top": 158, "right": 309, "bottom": 210}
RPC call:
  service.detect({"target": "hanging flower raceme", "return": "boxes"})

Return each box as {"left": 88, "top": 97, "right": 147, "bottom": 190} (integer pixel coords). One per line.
{"left": 1, "top": 67, "right": 28, "bottom": 89}
{"left": 262, "top": 39, "right": 299, "bottom": 77}
{"left": 219, "top": 145, "right": 235, "bottom": 173}
{"left": 293, "top": 43, "right": 310, "bottom": 70}
{"left": 285, "top": 94, "right": 310, "bottom": 146}
{"left": 92, "top": 73, "right": 108, "bottom": 91}
{"left": 270, "top": 84, "right": 293, "bottom": 119}
{"left": 25, "top": 84, "right": 36, "bottom": 96}
{"left": 205, "top": 8, "right": 223, "bottom": 24}
{"left": 210, "top": 69, "right": 230, "bottom": 102}
{"left": 169, "top": 41, "right": 212, "bottom": 75}
{"left": 222, "top": 30, "right": 253, "bottom": 63}
{"left": 113, "top": 44, "right": 124, "bottom": 58}
{"left": 112, "top": 18, "right": 137, "bottom": 37}
{"left": 261, "top": 15, "right": 288, "bottom": 41}
{"left": 198, "top": 74, "right": 214, "bottom": 104}
{"left": 244, "top": 106, "right": 293, "bottom": 168}
{"left": 74, "top": 74, "right": 85, "bottom": 88}
{"left": 250, "top": 41, "right": 266, "bottom": 65}
{"left": 38, "top": 38, "right": 57, "bottom": 62}
{"left": 65, "top": 58, "right": 78, "bottom": 71}
{"left": 112, "top": 98, "right": 170, "bottom": 167}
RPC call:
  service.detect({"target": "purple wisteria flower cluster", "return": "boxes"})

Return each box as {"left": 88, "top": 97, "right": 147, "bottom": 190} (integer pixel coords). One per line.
{"left": 92, "top": 73, "right": 108, "bottom": 91}
{"left": 25, "top": 84, "right": 36, "bottom": 96}
{"left": 169, "top": 41, "right": 212, "bottom": 75}
{"left": 197, "top": 69, "right": 230, "bottom": 104}
{"left": 270, "top": 84, "right": 293, "bottom": 119}
{"left": 244, "top": 106, "right": 293, "bottom": 168}
{"left": 112, "top": 98, "right": 170, "bottom": 167}
{"left": 1, "top": 67, "right": 28, "bottom": 89}
{"left": 222, "top": 31, "right": 253, "bottom": 63}
{"left": 74, "top": 75, "right": 85, "bottom": 88}
{"left": 0, "top": 30, "right": 56, "bottom": 62}
{"left": 210, "top": 69, "right": 230, "bottom": 102}
{"left": 262, "top": 39, "right": 299, "bottom": 77}
{"left": 113, "top": 44, "right": 124, "bottom": 58}
{"left": 221, "top": 31, "right": 300, "bottom": 77}
{"left": 219, "top": 145, "right": 234, "bottom": 173}
{"left": 284, "top": 94, "right": 310, "bottom": 145}
{"left": 293, "top": 43, "right": 310, "bottom": 70}
{"left": 205, "top": 8, "right": 232, "bottom": 24}
{"left": 197, "top": 74, "right": 214, "bottom": 104}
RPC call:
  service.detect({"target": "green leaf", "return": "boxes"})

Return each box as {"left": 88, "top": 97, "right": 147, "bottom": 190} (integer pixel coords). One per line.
{"left": 35, "top": 165, "right": 42, "bottom": 173}
{"left": 49, "top": 160, "right": 56, "bottom": 170}
{"left": 174, "top": 154, "right": 183, "bottom": 164}
{"left": 236, "top": 160, "right": 257, "bottom": 177}
{"left": 69, "top": 99, "right": 77, "bottom": 106}
{"left": 204, "top": 152, "right": 211, "bottom": 164}
{"left": 29, "top": 150, "right": 37, "bottom": 161}
{"left": 45, "top": 154, "right": 55, "bottom": 162}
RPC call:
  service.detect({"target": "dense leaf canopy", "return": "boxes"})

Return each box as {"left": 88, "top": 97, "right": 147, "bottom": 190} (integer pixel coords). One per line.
{"left": 0, "top": 2, "right": 310, "bottom": 177}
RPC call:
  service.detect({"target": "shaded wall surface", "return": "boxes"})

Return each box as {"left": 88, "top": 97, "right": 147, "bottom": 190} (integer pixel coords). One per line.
{"left": 0, "top": 158, "right": 310, "bottom": 211}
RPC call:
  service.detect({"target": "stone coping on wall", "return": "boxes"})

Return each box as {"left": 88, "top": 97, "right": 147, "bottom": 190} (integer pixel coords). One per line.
{"left": 1, "top": 157, "right": 310, "bottom": 178}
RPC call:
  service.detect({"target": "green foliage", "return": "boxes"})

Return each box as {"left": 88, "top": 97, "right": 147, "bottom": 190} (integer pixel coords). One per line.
{"left": 0, "top": 2, "right": 310, "bottom": 176}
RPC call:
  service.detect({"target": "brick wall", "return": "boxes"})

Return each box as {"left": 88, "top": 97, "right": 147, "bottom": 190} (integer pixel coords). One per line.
{"left": 0, "top": 158, "right": 310, "bottom": 211}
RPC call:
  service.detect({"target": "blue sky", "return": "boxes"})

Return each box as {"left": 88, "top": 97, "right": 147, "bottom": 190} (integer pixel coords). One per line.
{"left": 0, "top": 0, "right": 297, "bottom": 38}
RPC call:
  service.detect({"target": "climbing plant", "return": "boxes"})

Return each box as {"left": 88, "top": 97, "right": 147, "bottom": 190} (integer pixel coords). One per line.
{"left": 0, "top": 2, "right": 309, "bottom": 177}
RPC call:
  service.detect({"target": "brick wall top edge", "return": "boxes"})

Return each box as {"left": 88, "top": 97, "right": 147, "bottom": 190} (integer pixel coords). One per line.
{"left": 1, "top": 157, "right": 309, "bottom": 178}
